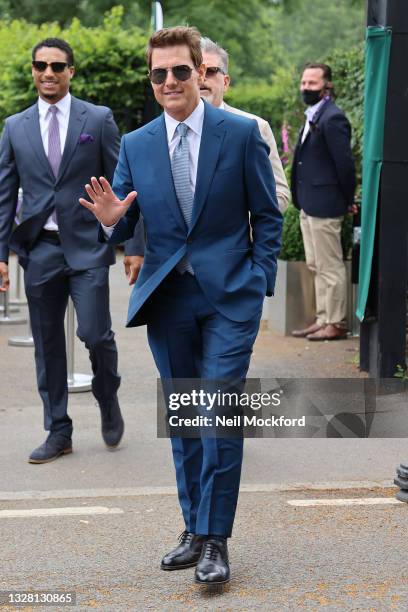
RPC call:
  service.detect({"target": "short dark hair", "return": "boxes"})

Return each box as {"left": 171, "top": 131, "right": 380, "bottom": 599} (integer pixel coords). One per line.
{"left": 303, "top": 62, "right": 332, "bottom": 83}
{"left": 32, "top": 38, "right": 74, "bottom": 66}
{"left": 146, "top": 26, "right": 202, "bottom": 70}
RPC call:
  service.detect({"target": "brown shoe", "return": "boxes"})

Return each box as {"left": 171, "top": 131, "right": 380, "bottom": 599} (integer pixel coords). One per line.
{"left": 292, "top": 322, "right": 323, "bottom": 338}
{"left": 307, "top": 324, "right": 348, "bottom": 341}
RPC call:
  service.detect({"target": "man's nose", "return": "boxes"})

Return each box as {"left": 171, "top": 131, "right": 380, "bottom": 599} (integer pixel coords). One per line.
{"left": 164, "top": 69, "right": 177, "bottom": 86}
{"left": 43, "top": 65, "right": 56, "bottom": 77}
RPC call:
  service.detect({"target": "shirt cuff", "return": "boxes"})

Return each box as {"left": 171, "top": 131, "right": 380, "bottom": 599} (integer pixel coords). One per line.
{"left": 101, "top": 223, "right": 116, "bottom": 239}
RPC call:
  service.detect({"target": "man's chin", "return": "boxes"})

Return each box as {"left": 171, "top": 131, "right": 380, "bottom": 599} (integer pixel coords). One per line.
{"left": 41, "top": 92, "right": 58, "bottom": 101}
{"left": 200, "top": 91, "right": 213, "bottom": 104}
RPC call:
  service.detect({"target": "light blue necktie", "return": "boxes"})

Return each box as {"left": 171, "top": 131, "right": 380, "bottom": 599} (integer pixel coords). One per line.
{"left": 171, "top": 122, "right": 194, "bottom": 274}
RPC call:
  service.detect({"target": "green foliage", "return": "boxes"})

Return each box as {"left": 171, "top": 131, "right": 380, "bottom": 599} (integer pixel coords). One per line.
{"left": 0, "top": 7, "right": 149, "bottom": 132}
{"left": 224, "top": 66, "right": 297, "bottom": 140}
{"left": 279, "top": 204, "right": 305, "bottom": 261}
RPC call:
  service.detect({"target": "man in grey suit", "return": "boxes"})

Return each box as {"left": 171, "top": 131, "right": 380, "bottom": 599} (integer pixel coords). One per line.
{"left": 199, "top": 37, "right": 290, "bottom": 213}
{"left": 0, "top": 38, "right": 144, "bottom": 463}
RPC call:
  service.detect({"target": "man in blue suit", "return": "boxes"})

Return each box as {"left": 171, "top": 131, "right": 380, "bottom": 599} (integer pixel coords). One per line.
{"left": 80, "top": 26, "right": 282, "bottom": 585}
{"left": 0, "top": 38, "right": 144, "bottom": 463}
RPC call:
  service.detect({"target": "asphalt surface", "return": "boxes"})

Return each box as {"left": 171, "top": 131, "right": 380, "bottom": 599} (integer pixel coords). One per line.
{"left": 1, "top": 254, "right": 408, "bottom": 611}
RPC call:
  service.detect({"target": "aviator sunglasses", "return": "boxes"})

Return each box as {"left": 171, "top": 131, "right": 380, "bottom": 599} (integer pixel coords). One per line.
{"left": 149, "top": 64, "right": 194, "bottom": 84}
{"left": 32, "top": 61, "right": 70, "bottom": 73}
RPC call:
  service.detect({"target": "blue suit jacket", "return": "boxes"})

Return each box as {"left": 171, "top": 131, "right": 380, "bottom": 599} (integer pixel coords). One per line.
{"left": 291, "top": 99, "right": 356, "bottom": 218}
{"left": 106, "top": 101, "right": 283, "bottom": 327}
{"left": 0, "top": 96, "right": 144, "bottom": 269}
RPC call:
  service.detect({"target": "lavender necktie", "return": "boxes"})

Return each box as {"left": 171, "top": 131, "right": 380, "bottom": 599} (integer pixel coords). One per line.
{"left": 47, "top": 106, "right": 61, "bottom": 227}
{"left": 48, "top": 106, "right": 61, "bottom": 178}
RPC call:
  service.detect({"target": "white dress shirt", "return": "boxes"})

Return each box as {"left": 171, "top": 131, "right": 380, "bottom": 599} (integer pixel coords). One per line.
{"left": 102, "top": 98, "right": 205, "bottom": 237}
{"left": 301, "top": 98, "right": 325, "bottom": 143}
{"left": 38, "top": 92, "right": 71, "bottom": 230}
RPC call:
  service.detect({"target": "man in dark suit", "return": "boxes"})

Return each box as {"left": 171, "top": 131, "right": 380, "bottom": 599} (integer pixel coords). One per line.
{"left": 0, "top": 38, "right": 144, "bottom": 463}
{"left": 291, "top": 63, "right": 356, "bottom": 341}
{"left": 80, "top": 26, "right": 282, "bottom": 585}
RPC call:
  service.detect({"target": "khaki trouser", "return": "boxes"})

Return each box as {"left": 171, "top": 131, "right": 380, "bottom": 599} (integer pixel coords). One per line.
{"left": 300, "top": 210, "right": 347, "bottom": 327}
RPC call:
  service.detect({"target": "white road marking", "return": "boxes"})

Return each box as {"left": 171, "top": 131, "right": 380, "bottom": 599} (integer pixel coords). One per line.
{"left": 0, "top": 480, "right": 394, "bottom": 502}
{"left": 0, "top": 506, "right": 124, "bottom": 518}
{"left": 288, "top": 498, "right": 402, "bottom": 507}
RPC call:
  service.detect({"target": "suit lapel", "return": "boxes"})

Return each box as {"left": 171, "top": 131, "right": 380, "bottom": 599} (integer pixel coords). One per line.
{"left": 56, "top": 96, "right": 87, "bottom": 184}
{"left": 190, "top": 103, "right": 225, "bottom": 233}
{"left": 23, "top": 104, "right": 55, "bottom": 182}
{"left": 147, "top": 115, "right": 187, "bottom": 230}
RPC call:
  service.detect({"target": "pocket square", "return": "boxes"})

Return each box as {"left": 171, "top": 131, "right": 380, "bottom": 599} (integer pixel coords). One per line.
{"left": 78, "top": 133, "right": 94, "bottom": 144}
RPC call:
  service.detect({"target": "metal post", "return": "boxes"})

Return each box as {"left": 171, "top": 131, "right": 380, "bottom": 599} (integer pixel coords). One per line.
{"left": 0, "top": 291, "right": 26, "bottom": 325}
{"left": 9, "top": 259, "right": 27, "bottom": 306}
{"left": 360, "top": 0, "right": 408, "bottom": 376}
{"left": 66, "top": 298, "right": 92, "bottom": 393}
{"left": 8, "top": 315, "right": 34, "bottom": 347}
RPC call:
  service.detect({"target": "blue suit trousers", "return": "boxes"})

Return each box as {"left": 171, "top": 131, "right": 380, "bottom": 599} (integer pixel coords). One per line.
{"left": 24, "top": 236, "right": 120, "bottom": 438}
{"left": 147, "top": 271, "right": 261, "bottom": 537}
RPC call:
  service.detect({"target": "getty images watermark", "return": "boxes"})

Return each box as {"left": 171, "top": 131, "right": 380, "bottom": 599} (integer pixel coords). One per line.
{"left": 166, "top": 387, "right": 305, "bottom": 429}
{"left": 157, "top": 378, "right": 408, "bottom": 438}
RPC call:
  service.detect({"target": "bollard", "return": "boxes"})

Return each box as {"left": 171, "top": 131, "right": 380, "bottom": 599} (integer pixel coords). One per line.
{"left": 0, "top": 291, "right": 26, "bottom": 325}
{"left": 66, "top": 298, "right": 92, "bottom": 393}
{"left": 9, "top": 259, "right": 27, "bottom": 306}
{"left": 8, "top": 315, "right": 34, "bottom": 347}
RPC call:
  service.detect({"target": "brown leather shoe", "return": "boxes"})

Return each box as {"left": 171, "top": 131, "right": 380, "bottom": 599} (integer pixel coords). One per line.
{"left": 292, "top": 322, "right": 323, "bottom": 338}
{"left": 307, "top": 324, "right": 348, "bottom": 341}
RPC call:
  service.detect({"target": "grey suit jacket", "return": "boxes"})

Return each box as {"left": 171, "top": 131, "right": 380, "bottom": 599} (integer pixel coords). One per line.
{"left": 224, "top": 103, "right": 290, "bottom": 213}
{"left": 0, "top": 95, "right": 144, "bottom": 268}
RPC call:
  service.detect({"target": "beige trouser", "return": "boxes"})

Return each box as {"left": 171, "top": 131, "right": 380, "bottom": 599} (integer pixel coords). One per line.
{"left": 300, "top": 210, "right": 347, "bottom": 328}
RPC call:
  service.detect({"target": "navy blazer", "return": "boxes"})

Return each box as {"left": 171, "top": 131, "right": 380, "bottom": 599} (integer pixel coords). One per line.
{"left": 291, "top": 99, "right": 356, "bottom": 218}
{"left": 0, "top": 96, "right": 144, "bottom": 268}
{"left": 104, "top": 101, "right": 283, "bottom": 327}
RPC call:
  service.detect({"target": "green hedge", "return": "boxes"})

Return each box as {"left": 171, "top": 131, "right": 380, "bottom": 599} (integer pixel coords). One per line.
{"left": 0, "top": 7, "right": 148, "bottom": 132}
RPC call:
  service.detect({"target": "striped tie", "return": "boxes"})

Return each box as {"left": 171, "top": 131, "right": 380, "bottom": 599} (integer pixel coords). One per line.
{"left": 48, "top": 106, "right": 62, "bottom": 226}
{"left": 171, "top": 123, "right": 194, "bottom": 275}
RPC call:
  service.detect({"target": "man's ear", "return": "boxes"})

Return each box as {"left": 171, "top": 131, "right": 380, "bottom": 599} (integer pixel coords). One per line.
{"left": 223, "top": 74, "right": 231, "bottom": 94}
{"left": 197, "top": 63, "right": 206, "bottom": 86}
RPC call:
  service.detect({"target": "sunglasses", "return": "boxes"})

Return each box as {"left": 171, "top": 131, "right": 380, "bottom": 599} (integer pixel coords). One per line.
{"left": 149, "top": 64, "right": 193, "bottom": 84}
{"left": 205, "top": 66, "right": 225, "bottom": 77}
{"left": 32, "top": 61, "right": 70, "bottom": 73}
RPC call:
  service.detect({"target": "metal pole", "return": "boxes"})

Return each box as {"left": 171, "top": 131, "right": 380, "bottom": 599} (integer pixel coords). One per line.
{"left": 66, "top": 297, "right": 92, "bottom": 393}
{"left": 8, "top": 315, "right": 34, "bottom": 347}
{"left": 9, "top": 259, "right": 27, "bottom": 306}
{"left": 0, "top": 291, "right": 26, "bottom": 325}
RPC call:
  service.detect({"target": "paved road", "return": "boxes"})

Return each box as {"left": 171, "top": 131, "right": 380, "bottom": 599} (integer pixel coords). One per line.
{"left": 1, "top": 255, "right": 407, "bottom": 610}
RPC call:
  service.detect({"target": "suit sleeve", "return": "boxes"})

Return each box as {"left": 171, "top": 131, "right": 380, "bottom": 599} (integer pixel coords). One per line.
{"left": 323, "top": 113, "right": 356, "bottom": 205}
{"left": 260, "top": 120, "right": 290, "bottom": 213}
{"left": 100, "top": 111, "right": 145, "bottom": 256}
{"left": 245, "top": 122, "right": 283, "bottom": 296}
{"left": 98, "top": 134, "right": 141, "bottom": 246}
{"left": 0, "top": 120, "right": 19, "bottom": 263}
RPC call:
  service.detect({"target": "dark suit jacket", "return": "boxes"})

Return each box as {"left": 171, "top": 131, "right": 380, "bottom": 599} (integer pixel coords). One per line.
{"left": 102, "top": 101, "right": 283, "bottom": 327}
{"left": 0, "top": 95, "right": 144, "bottom": 268}
{"left": 291, "top": 99, "right": 356, "bottom": 218}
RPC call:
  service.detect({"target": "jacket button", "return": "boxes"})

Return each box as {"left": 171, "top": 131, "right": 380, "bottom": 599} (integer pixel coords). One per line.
{"left": 298, "top": 162, "right": 303, "bottom": 166}
{"left": 186, "top": 237, "right": 193, "bottom": 244}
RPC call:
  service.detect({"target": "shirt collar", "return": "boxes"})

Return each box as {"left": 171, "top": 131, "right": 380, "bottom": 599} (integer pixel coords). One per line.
{"left": 38, "top": 92, "right": 71, "bottom": 120}
{"left": 218, "top": 101, "right": 225, "bottom": 110}
{"left": 164, "top": 98, "right": 205, "bottom": 143}
{"left": 304, "top": 97, "right": 326, "bottom": 122}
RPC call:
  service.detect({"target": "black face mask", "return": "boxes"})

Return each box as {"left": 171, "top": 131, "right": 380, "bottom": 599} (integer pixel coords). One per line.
{"left": 301, "top": 89, "right": 323, "bottom": 106}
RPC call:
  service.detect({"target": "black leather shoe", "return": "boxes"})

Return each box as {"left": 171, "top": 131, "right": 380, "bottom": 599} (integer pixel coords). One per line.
{"left": 99, "top": 396, "right": 124, "bottom": 449}
{"left": 161, "top": 531, "right": 206, "bottom": 571}
{"left": 28, "top": 435, "right": 72, "bottom": 464}
{"left": 195, "top": 537, "right": 230, "bottom": 585}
